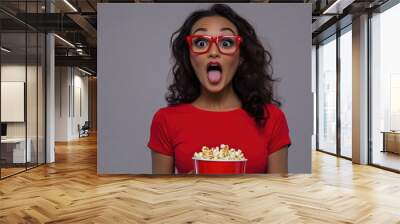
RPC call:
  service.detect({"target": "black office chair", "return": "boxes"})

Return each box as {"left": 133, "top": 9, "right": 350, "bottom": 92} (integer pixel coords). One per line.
{"left": 79, "top": 121, "right": 90, "bottom": 138}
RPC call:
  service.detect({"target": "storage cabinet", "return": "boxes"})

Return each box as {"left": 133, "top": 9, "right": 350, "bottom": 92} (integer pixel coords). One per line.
{"left": 382, "top": 131, "right": 400, "bottom": 154}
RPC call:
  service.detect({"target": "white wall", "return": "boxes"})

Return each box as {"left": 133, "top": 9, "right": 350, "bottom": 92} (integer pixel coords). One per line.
{"left": 55, "top": 66, "right": 70, "bottom": 141}
{"left": 1, "top": 64, "right": 46, "bottom": 164}
{"left": 1, "top": 65, "right": 26, "bottom": 81}
{"left": 1, "top": 66, "right": 26, "bottom": 132}
{"left": 71, "top": 72, "right": 89, "bottom": 138}
{"left": 1, "top": 65, "right": 38, "bottom": 138}
{"left": 55, "top": 66, "right": 89, "bottom": 141}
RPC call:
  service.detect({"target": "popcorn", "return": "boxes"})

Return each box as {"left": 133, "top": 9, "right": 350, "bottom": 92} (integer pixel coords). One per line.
{"left": 193, "top": 144, "right": 246, "bottom": 160}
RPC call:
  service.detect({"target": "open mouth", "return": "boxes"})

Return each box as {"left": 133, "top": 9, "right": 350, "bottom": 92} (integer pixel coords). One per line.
{"left": 207, "top": 63, "right": 222, "bottom": 73}
{"left": 206, "top": 62, "right": 223, "bottom": 84}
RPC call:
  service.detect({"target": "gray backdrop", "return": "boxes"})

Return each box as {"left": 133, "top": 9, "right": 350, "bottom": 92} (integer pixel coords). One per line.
{"left": 98, "top": 3, "right": 312, "bottom": 174}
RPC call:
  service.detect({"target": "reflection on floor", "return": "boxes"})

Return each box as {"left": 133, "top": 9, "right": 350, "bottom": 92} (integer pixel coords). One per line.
{"left": 0, "top": 162, "right": 39, "bottom": 178}
{"left": 340, "top": 147, "right": 352, "bottom": 158}
{"left": 373, "top": 150, "right": 400, "bottom": 170}
{"left": 0, "top": 167, "right": 25, "bottom": 178}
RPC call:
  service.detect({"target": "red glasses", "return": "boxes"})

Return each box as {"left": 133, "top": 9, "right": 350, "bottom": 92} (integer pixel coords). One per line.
{"left": 186, "top": 35, "right": 242, "bottom": 55}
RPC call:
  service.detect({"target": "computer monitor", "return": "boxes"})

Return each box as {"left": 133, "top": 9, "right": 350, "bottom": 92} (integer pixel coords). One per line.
{"left": 1, "top": 123, "right": 7, "bottom": 137}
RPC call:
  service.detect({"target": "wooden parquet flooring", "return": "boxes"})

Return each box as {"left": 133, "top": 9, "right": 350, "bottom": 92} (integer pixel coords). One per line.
{"left": 1, "top": 134, "right": 400, "bottom": 223}
{"left": 1, "top": 167, "right": 26, "bottom": 178}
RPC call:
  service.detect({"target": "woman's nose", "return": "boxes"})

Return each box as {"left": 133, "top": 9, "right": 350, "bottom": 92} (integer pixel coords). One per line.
{"left": 208, "top": 42, "right": 220, "bottom": 57}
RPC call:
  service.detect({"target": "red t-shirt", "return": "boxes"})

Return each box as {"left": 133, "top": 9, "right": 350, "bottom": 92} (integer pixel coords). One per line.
{"left": 147, "top": 103, "right": 291, "bottom": 173}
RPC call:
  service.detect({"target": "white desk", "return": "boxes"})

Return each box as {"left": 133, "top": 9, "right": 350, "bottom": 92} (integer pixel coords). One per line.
{"left": 1, "top": 138, "right": 32, "bottom": 163}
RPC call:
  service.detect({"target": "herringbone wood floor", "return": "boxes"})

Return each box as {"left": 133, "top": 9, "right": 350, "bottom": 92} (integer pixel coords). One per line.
{"left": 0, "top": 133, "right": 400, "bottom": 224}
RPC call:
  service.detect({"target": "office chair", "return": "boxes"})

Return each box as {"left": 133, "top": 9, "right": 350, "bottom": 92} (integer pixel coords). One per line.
{"left": 79, "top": 121, "right": 90, "bottom": 138}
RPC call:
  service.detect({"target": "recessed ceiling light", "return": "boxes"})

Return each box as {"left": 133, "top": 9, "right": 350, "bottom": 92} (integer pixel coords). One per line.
{"left": 63, "top": 0, "right": 78, "bottom": 12}
{"left": 1, "top": 47, "right": 11, "bottom": 53}
{"left": 78, "top": 67, "right": 93, "bottom": 76}
{"left": 322, "top": 0, "right": 354, "bottom": 15}
{"left": 54, "top": 34, "right": 75, "bottom": 48}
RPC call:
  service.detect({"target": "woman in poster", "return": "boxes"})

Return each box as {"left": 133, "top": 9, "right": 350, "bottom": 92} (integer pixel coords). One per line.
{"left": 148, "top": 4, "right": 291, "bottom": 174}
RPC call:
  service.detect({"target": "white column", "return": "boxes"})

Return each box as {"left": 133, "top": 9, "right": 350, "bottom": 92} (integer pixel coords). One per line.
{"left": 46, "top": 33, "right": 55, "bottom": 163}
{"left": 352, "top": 14, "right": 369, "bottom": 164}
{"left": 46, "top": 1, "right": 55, "bottom": 163}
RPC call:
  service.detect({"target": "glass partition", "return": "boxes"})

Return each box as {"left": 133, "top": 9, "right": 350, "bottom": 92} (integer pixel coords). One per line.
{"left": 38, "top": 32, "right": 45, "bottom": 165}
{"left": 1, "top": 31, "right": 28, "bottom": 177}
{"left": 0, "top": 1, "right": 46, "bottom": 179}
{"left": 27, "top": 31, "right": 38, "bottom": 169}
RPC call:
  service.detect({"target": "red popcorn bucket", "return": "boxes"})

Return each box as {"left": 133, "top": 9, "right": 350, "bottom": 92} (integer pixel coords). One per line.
{"left": 193, "top": 158, "right": 247, "bottom": 174}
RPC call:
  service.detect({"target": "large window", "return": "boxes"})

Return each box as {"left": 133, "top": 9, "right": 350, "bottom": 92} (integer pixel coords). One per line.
{"left": 316, "top": 24, "right": 353, "bottom": 159}
{"left": 371, "top": 2, "right": 400, "bottom": 171}
{"left": 317, "top": 35, "right": 337, "bottom": 155}
{"left": 339, "top": 27, "right": 352, "bottom": 158}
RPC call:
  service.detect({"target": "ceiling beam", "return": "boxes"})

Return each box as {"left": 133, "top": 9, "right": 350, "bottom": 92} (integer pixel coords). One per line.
{"left": 67, "top": 13, "right": 97, "bottom": 46}
{"left": 322, "top": 0, "right": 356, "bottom": 14}
{"left": 55, "top": 55, "right": 96, "bottom": 71}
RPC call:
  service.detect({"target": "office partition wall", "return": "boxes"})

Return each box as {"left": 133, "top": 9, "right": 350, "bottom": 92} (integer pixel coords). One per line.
{"left": 0, "top": 31, "right": 28, "bottom": 177}
{"left": 0, "top": 1, "right": 46, "bottom": 179}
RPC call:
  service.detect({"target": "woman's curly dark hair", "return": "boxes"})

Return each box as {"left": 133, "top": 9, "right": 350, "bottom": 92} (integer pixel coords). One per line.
{"left": 166, "top": 3, "right": 281, "bottom": 127}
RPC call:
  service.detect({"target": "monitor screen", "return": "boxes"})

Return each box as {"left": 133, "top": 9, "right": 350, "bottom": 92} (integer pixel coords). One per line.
{"left": 1, "top": 123, "right": 7, "bottom": 137}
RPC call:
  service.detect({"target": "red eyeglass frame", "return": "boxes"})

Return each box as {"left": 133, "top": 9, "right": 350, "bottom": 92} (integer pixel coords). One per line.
{"left": 186, "top": 35, "right": 242, "bottom": 55}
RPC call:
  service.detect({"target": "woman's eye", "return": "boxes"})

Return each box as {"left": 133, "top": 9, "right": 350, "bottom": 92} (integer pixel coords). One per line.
{"left": 194, "top": 39, "right": 208, "bottom": 48}
{"left": 220, "top": 39, "right": 234, "bottom": 48}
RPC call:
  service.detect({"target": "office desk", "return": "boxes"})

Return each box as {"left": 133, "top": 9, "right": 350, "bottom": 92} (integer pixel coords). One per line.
{"left": 1, "top": 138, "right": 32, "bottom": 163}
{"left": 381, "top": 131, "right": 400, "bottom": 154}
